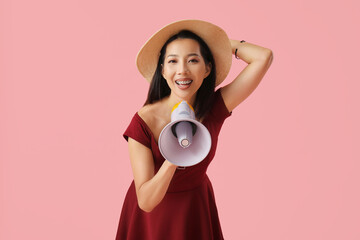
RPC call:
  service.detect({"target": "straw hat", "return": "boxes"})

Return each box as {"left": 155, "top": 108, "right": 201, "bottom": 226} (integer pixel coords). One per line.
{"left": 136, "top": 19, "right": 232, "bottom": 87}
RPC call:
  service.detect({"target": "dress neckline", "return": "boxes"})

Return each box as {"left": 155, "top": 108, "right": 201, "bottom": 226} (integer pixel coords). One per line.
{"left": 135, "top": 105, "right": 211, "bottom": 147}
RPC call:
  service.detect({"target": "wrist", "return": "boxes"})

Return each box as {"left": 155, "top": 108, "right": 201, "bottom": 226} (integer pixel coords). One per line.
{"left": 234, "top": 40, "right": 246, "bottom": 59}
{"left": 164, "top": 160, "right": 178, "bottom": 170}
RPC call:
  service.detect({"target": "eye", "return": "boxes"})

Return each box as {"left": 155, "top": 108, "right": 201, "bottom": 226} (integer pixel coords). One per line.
{"left": 189, "top": 59, "right": 199, "bottom": 63}
{"left": 168, "top": 59, "right": 177, "bottom": 63}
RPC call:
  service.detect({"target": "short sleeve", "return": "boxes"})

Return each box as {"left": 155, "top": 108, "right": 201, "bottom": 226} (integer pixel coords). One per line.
{"left": 207, "top": 87, "right": 232, "bottom": 122}
{"left": 123, "top": 113, "right": 152, "bottom": 149}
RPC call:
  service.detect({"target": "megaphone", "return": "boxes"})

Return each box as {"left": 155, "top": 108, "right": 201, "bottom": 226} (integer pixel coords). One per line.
{"left": 158, "top": 101, "right": 212, "bottom": 167}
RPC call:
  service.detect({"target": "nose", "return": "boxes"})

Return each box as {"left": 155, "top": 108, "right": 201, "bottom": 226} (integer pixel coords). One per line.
{"left": 177, "top": 61, "right": 189, "bottom": 75}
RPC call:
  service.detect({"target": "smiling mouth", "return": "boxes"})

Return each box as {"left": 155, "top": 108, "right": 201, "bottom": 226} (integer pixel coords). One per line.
{"left": 175, "top": 80, "right": 193, "bottom": 85}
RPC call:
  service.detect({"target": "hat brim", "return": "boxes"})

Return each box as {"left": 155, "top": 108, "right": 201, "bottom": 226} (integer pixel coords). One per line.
{"left": 136, "top": 19, "right": 232, "bottom": 87}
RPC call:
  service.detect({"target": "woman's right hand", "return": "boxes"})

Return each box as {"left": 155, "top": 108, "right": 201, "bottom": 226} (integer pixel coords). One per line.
{"left": 128, "top": 137, "right": 177, "bottom": 212}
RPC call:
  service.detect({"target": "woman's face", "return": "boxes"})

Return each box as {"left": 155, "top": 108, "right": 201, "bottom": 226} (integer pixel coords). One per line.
{"left": 161, "top": 38, "right": 211, "bottom": 103}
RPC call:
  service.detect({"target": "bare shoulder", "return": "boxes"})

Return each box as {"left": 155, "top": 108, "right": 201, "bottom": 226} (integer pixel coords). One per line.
{"left": 138, "top": 103, "right": 157, "bottom": 126}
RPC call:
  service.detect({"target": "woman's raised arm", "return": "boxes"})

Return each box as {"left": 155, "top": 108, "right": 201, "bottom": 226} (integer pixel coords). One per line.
{"left": 221, "top": 40, "right": 273, "bottom": 112}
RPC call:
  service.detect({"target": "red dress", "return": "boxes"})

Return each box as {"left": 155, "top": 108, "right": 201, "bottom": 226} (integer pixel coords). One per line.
{"left": 115, "top": 88, "right": 232, "bottom": 240}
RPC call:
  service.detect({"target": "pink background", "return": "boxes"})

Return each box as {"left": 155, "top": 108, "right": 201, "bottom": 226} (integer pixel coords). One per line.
{"left": 1, "top": 0, "right": 359, "bottom": 239}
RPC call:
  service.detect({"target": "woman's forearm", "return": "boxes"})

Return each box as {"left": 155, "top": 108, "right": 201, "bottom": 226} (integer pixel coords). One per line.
{"left": 137, "top": 160, "right": 177, "bottom": 212}
{"left": 230, "top": 39, "right": 272, "bottom": 64}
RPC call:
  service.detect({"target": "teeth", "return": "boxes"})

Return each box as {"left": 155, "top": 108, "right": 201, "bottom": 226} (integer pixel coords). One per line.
{"left": 176, "top": 80, "right": 192, "bottom": 85}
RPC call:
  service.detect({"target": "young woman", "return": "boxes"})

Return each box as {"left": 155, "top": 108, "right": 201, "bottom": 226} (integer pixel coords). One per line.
{"left": 115, "top": 19, "right": 273, "bottom": 240}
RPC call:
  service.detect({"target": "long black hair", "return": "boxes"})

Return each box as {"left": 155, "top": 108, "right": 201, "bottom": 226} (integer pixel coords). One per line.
{"left": 144, "top": 30, "right": 217, "bottom": 120}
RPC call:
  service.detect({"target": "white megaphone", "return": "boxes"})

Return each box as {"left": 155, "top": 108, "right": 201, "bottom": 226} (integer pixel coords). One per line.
{"left": 158, "top": 101, "right": 212, "bottom": 167}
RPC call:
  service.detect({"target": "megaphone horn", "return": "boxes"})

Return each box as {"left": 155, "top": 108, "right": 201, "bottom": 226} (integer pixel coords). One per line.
{"left": 158, "top": 101, "right": 212, "bottom": 167}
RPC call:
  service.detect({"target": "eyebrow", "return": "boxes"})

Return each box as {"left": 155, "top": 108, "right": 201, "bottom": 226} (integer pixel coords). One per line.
{"left": 166, "top": 53, "right": 200, "bottom": 58}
